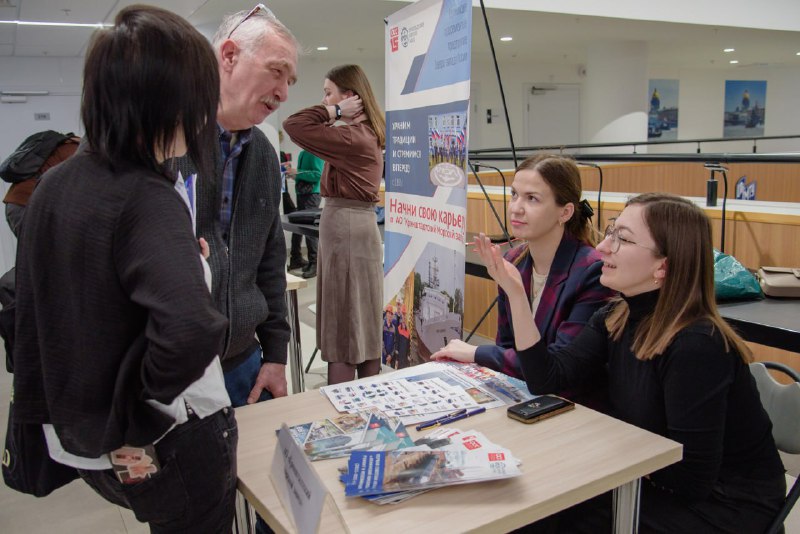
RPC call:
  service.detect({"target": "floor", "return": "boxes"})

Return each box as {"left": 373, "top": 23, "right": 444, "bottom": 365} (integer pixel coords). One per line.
{"left": 1, "top": 274, "right": 798, "bottom": 532}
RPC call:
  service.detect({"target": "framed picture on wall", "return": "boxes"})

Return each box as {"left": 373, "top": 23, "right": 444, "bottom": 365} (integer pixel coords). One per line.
{"left": 647, "top": 79, "right": 679, "bottom": 140}
{"left": 724, "top": 80, "right": 766, "bottom": 138}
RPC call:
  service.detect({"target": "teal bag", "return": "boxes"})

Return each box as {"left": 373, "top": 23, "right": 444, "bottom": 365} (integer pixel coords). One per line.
{"left": 713, "top": 250, "right": 763, "bottom": 301}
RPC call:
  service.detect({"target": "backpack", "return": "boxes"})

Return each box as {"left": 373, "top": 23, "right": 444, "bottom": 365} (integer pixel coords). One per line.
{"left": 0, "top": 131, "right": 74, "bottom": 184}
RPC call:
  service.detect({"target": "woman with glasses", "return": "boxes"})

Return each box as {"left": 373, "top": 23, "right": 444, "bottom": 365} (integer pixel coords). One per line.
{"left": 432, "top": 154, "right": 615, "bottom": 409}
{"left": 475, "top": 192, "right": 785, "bottom": 532}
{"left": 283, "top": 65, "right": 384, "bottom": 385}
{"left": 13, "top": 6, "right": 237, "bottom": 530}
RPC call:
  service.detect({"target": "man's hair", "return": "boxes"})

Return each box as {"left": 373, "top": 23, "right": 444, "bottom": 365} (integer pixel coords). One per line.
{"left": 211, "top": 6, "right": 298, "bottom": 56}
{"left": 325, "top": 64, "right": 386, "bottom": 148}
{"left": 82, "top": 5, "right": 219, "bottom": 179}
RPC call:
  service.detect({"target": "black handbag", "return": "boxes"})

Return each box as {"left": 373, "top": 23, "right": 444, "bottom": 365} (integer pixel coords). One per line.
{"left": 287, "top": 208, "right": 322, "bottom": 225}
{"left": 2, "top": 391, "right": 80, "bottom": 497}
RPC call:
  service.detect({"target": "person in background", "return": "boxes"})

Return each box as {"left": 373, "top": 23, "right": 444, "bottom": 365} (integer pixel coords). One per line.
{"left": 2, "top": 134, "right": 80, "bottom": 237}
{"left": 395, "top": 305, "right": 411, "bottom": 369}
{"left": 383, "top": 304, "right": 397, "bottom": 367}
{"left": 283, "top": 64, "right": 384, "bottom": 385}
{"left": 174, "top": 5, "right": 298, "bottom": 407}
{"left": 12, "top": 6, "right": 235, "bottom": 530}
{"left": 432, "top": 154, "right": 615, "bottom": 409}
{"left": 287, "top": 149, "right": 323, "bottom": 278}
{"left": 476, "top": 192, "right": 786, "bottom": 532}
{"left": 278, "top": 130, "right": 296, "bottom": 216}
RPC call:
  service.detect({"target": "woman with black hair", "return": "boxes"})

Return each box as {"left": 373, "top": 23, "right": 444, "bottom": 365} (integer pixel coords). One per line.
{"left": 12, "top": 6, "right": 236, "bottom": 530}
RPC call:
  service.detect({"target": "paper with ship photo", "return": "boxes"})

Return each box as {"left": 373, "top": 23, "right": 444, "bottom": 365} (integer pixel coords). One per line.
{"left": 344, "top": 448, "right": 522, "bottom": 497}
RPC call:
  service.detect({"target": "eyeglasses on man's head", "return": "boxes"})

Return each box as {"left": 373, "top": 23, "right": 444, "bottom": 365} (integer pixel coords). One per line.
{"left": 227, "top": 3, "right": 271, "bottom": 39}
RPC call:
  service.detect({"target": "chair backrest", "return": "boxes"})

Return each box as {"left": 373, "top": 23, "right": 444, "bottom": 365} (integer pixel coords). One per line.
{"left": 749, "top": 362, "right": 800, "bottom": 454}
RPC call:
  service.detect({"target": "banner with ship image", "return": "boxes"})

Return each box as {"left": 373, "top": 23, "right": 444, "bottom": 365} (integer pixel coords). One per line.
{"left": 384, "top": 0, "right": 471, "bottom": 369}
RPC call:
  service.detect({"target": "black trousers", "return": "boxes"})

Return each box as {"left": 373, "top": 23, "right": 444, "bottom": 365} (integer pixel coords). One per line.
{"left": 290, "top": 193, "right": 321, "bottom": 263}
{"left": 79, "top": 408, "right": 238, "bottom": 534}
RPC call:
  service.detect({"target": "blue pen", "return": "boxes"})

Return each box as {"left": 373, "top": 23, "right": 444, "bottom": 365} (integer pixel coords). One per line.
{"left": 415, "top": 409, "right": 466, "bottom": 431}
{"left": 415, "top": 407, "right": 485, "bottom": 431}
{"left": 443, "top": 407, "right": 486, "bottom": 425}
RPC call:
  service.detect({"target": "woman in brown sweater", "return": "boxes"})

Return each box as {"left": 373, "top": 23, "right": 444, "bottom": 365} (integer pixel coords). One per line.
{"left": 284, "top": 65, "right": 385, "bottom": 384}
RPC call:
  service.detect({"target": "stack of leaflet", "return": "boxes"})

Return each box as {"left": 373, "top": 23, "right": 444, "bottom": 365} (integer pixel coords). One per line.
{"left": 287, "top": 409, "right": 415, "bottom": 461}
{"left": 340, "top": 427, "right": 522, "bottom": 504}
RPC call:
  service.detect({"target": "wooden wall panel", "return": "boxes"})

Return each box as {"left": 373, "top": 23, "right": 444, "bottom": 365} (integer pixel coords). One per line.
{"left": 749, "top": 343, "right": 800, "bottom": 383}
{"left": 468, "top": 163, "right": 800, "bottom": 203}
{"left": 463, "top": 275, "right": 498, "bottom": 340}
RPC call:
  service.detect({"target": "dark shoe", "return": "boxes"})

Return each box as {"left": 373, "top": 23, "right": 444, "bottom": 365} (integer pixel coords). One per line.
{"left": 288, "top": 258, "right": 306, "bottom": 271}
{"left": 301, "top": 264, "right": 317, "bottom": 279}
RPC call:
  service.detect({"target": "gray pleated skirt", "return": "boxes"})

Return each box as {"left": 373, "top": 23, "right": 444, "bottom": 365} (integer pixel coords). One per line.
{"left": 317, "top": 197, "right": 383, "bottom": 364}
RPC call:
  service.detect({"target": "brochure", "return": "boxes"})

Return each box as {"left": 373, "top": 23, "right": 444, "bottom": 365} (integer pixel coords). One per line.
{"left": 343, "top": 447, "right": 521, "bottom": 497}
{"left": 351, "top": 426, "right": 521, "bottom": 505}
{"left": 288, "top": 410, "right": 415, "bottom": 461}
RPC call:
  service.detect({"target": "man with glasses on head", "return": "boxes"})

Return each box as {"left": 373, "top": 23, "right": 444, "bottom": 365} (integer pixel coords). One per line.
{"left": 175, "top": 5, "right": 298, "bottom": 412}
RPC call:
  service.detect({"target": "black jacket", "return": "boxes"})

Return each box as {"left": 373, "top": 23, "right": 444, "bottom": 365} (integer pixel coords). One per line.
{"left": 13, "top": 152, "right": 228, "bottom": 456}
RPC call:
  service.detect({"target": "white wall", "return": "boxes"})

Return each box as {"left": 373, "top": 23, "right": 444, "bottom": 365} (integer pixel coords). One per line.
{"left": 643, "top": 64, "right": 800, "bottom": 154}
{"left": 468, "top": 59, "right": 582, "bottom": 152}
{"left": 277, "top": 56, "right": 386, "bottom": 159}
{"left": 477, "top": 0, "right": 800, "bottom": 32}
{"left": 3, "top": 46, "right": 800, "bottom": 269}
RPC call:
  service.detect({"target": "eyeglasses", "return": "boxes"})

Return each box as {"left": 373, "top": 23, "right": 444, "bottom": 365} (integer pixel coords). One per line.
{"left": 603, "top": 221, "right": 661, "bottom": 255}
{"left": 226, "top": 3, "right": 270, "bottom": 39}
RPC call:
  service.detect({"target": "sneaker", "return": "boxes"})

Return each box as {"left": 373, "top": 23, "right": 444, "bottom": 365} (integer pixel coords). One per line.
{"left": 301, "top": 264, "right": 317, "bottom": 279}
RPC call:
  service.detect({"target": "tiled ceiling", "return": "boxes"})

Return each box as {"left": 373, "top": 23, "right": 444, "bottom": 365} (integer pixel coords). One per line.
{"left": 0, "top": 0, "right": 799, "bottom": 70}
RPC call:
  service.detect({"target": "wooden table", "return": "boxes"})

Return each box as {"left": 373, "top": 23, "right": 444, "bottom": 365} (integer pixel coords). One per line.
{"left": 236, "top": 388, "right": 681, "bottom": 533}
{"left": 285, "top": 272, "right": 308, "bottom": 393}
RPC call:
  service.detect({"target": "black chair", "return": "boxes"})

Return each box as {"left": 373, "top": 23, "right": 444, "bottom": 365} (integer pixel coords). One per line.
{"left": 749, "top": 361, "right": 800, "bottom": 534}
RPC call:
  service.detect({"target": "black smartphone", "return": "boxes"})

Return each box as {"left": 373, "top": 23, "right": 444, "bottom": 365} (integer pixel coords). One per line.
{"left": 507, "top": 395, "right": 575, "bottom": 424}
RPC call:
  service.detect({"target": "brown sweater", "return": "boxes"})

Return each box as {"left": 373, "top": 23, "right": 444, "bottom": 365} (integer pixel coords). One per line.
{"left": 283, "top": 105, "right": 382, "bottom": 203}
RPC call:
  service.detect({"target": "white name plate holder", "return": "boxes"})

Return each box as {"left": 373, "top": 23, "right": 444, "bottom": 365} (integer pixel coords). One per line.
{"left": 270, "top": 424, "right": 348, "bottom": 533}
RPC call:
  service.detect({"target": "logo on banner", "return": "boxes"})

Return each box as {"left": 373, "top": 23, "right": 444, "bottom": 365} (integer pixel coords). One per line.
{"left": 735, "top": 175, "right": 757, "bottom": 200}
{"left": 390, "top": 26, "right": 399, "bottom": 52}
{"left": 401, "top": 27, "right": 409, "bottom": 48}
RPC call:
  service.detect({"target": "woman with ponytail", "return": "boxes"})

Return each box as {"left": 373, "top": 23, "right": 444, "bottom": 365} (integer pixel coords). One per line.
{"left": 433, "top": 154, "right": 615, "bottom": 408}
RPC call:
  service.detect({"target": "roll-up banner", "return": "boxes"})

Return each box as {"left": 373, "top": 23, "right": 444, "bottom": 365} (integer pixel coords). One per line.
{"left": 383, "top": 0, "right": 471, "bottom": 369}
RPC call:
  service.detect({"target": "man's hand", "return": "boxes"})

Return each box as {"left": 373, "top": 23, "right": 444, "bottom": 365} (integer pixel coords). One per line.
{"left": 247, "top": 362, "right": 288, "bottom": 404}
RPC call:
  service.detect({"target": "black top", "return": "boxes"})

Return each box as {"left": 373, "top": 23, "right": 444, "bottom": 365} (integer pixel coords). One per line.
{"left": 13, "top": 153, "right": 228, "bottom": 456}
{"left": 519, "top": 290, "right": 784, "bottom": 502}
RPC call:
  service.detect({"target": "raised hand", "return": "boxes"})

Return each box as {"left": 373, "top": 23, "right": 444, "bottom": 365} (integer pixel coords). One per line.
{"left": 473, "top": 233, "right": 524, "bottom": 296}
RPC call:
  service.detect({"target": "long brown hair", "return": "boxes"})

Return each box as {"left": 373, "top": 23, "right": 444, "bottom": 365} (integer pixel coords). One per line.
{"left": 605, "top": 192, "right": 751, "bottom": 362}
{"left": 515, "top": 154, "right": 597, "bottom": 246}
{"left": 326, "top": 64, "right": 386, "bottom": 148}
